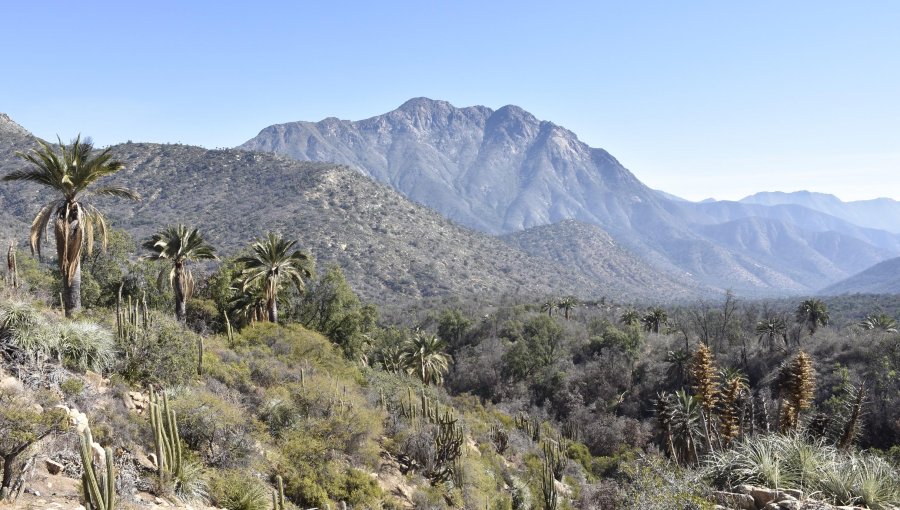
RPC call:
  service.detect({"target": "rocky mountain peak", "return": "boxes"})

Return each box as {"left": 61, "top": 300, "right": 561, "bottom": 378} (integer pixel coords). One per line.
{"left": 0, "top": 113, "right": 32, "bottom": 137}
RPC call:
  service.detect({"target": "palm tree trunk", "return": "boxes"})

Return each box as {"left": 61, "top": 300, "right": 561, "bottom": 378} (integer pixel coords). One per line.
{"left": 173, "top": 264, "right": 187, "bottom": 322}
{"left": 62, "top": 262, "right": 81, "bottom": 317}
{"left": 268, "top": 296, "right": 278, "bottom": 323}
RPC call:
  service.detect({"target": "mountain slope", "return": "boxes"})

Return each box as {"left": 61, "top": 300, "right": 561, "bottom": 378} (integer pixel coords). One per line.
{"left": 240, "top": 98, "right": 896, "bottom": 295}
{"left": 0, "top": 130, "right": 683, "bottom": 302}
{"left": 740, "top": 191, "right": 900, "bottom": 233}
{"left": 501, "top": 219, "right": 709, "bottom": 300}
{"left": 820, "top": 257, "right": 900, "bottom": 295}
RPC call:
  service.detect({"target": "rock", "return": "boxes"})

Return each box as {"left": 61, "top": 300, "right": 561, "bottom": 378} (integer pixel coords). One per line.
{"left": 84, "top": 370, "right": 105, "bottom": 388}
{"left": 45, "top": 459, "right": 64, "bottom": 475}
{"left": 123, "top": 392, "right": 137, "bottom": 410}
{"left": 751, "top": 487, "right": 797, "bottom": 508}
{"left": 711, "top": 490, "right": 756, "bottom": 510}
{"left": 783, "top": 489, "right": 803, "bottom": 500}
{"left": 136, "top": 451, "right": 157, "bottom": 471}
{"left": 148, "top": 453, "right": 158, "bottom": 469}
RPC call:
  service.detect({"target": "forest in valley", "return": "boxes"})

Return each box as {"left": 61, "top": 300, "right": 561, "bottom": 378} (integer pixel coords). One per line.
{"left": 0, "top": 138, "right": 899, "bottom": 510}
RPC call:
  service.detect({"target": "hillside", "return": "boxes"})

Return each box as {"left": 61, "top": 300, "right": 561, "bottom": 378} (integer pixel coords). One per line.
{"left": 0, "top": 137, "right": 622, "bottom": 303}
{"left": 820, "top": 256, "right": 900, "bottom": 295}
{"left": 501, "top": 219, "right": 709, "bottom": 301}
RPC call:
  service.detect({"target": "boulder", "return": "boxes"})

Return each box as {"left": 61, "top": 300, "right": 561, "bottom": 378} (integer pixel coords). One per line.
{"left": 711, "top": 490, "right": 757, "bottom": 510}
{"left": 44, "top": 459, "right": 64, "bottom": 475}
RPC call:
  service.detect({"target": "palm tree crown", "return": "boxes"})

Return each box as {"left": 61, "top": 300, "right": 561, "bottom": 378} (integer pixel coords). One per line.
{"left": 4, "top": 136, "right": 139, "bottom": 316}
{"left": 142, "top": 225, "right": 217, "bottom": 321}
{"left": 400, "top": 331, "right": 452, "bottom": 385}
{"left": 236, "top": 232, "right": 313, "bottom": 323}
{"left": 795, "top": 299, "right": 829, "bottom": 336}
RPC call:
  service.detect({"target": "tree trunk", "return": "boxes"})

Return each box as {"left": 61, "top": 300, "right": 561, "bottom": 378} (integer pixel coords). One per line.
{"left": 268, "top": 296, "right": 278, "bottom": 323}
{"left": 62, "top": 262, "right": 81, "bottom": 317}
{"left": 173, "top": 263, "right": 187, "bottom": 322}
{"left": 1, "top": 452, "right": 17, "bottom": 499}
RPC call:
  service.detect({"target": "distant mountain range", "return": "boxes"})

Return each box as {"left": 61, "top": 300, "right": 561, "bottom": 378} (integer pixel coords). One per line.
{"left": 241, "top": 98, "right": 900, "bottom": 295}
{"left": 5, "top": 99, "right": 900, "bottom": 301}
{"left": 740, "top": 191, "right": 900, "bottom": 234}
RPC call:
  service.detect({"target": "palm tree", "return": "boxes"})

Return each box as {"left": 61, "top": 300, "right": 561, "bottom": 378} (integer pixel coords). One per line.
{"left": 228, "top": 280, "right": 268, "bottom": 326}
{"left": 665, "top": 349, "right": 690, "bottom": 388}
{"left": 142, "top": 225, "right": 216, "bottom": 322}
{"left": 400, "top": 331, "right": 452, "bottom": 385}
{"left": 540, "top": 299, "right": 558, "bottom": 317}
{"left": 755, "top": 315, "right": 787, "bottom": 351}
{"left": 858, "top": 313, "right": 897, "bottom": 333}
{"left": 795, "top": 298, "right": 829, "bottom": 336}
{"left": 558, "top": 296, "right": 578, "bottom": 320}
{"left": 236, "top": 232, "right": 313, "bottom": 323}
{"left": 619, "top": 309, "right": 641, "bottom": 327}
{"left": 4, "top": 136, "right": 139, "bottom": 316}
{"left": 642, "top": 307, "right": 668, "bottom": 334}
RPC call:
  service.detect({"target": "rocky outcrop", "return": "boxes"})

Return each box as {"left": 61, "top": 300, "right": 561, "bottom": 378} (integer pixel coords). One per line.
{"left": 710, "top": 484, "right": 896, "bottom": 510}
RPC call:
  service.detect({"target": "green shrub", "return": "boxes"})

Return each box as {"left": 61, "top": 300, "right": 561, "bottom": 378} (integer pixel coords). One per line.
{"left": 172, "top": 389, "right": 256, "bottom": 468}
{"left": 322, "top": 466, "right": 382, "bottom": 507}
{"left": 208, "top": 469, "right": 270, "bottom": 510}
{"left": 116, "top": 314, "right": 197, "bottom": 386}
{"left": 60, "top": 378, "right": 84, "bottom": 398}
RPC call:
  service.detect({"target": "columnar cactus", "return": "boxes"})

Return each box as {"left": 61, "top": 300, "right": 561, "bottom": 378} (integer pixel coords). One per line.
{"left": 79, "top": 422, "right": 116, "bottom": 510}
{"left": 149, "top": 388, "right": 183, "bottom": 485}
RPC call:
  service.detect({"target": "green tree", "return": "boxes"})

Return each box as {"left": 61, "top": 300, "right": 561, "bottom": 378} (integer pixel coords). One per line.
{"left": 142, "top": 225, "right": 217, "bottom": 322}
{"left": 400, "top": 331, "right": 452, "bottom": 385}
{"left": 4, "top": 136, "right": 139, "bottom": 316}
{"left": 436, "top": 308, "right": 472, "bottom": 350}
{"left": 299, "top": 266, "right": 377, "bottom": 361}
{"left": 502, "top": 315, "right": 565, "bottom": 380}
{"left": 236, "top": 233, "right": 313, "bottom": 323}
{"left": 795, "top": 298, "right": 829, "bottom": 336}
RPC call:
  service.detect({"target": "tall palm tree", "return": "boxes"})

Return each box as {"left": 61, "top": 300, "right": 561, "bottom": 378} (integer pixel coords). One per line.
{"left": 236, "top": 232, "right": 313, "bottom": 323}
{"left": 540, "top": 299, "right": 558, "bottom": 317}
{"left": 142, "top": 225, "right": 217, "bottom": 322}
{"left": 558, "top": 296, "right": 578, "bottom": 320}
{"left": 642, "top": 307, "right": 668, "bottom": 334}
{"left": 400, "top": 331, "right": 452, "bottom": 385}
{"left": 619, "top": 309, "right": 641, "bottom": 327}
{"left": 755, "top": 315, "right": 787, "bottom": 351}
{"left": 4, "top": 136, "right": 139, "bottom": 316}
{"left": 795, "top": 298, "right": 829, "bottom": 336}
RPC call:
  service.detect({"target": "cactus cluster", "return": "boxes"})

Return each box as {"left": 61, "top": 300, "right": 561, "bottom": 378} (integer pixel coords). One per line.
{"left": 115, "top": 287, "right": 152, "bottom": 343}
{"left": 397, "top": 387, "right": 465, "bottom": 484}
{"left": 489, "top": 424, "right": 509, "bottom": 454}
{"left": 514, "top": 413, "right": 541, "bottom": 442}
{"left": 540, "top": 459, "right": 557, "bottom": 510}
{"left": 79, "top": 426, "right": 116, "bottom": 510}
{"left": 542, "top": 439, "right": 566, "bottom": 481}
{"left": 149, "top": 388, "right": 184, "bottom": 488}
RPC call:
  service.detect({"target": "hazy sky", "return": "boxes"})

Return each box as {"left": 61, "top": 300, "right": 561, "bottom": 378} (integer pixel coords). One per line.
{"left": 2, "top": 1, "right": 898, "bottom": 201}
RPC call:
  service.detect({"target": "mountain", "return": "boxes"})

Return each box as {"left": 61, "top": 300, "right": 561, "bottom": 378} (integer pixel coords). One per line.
{"left": 501, "top": 219, "right": 709, "bottom": 300}
{"left": 0, "top": 122, "right": 698, "bottom": 303}
{"left": 820, "top": 257, "right": 900, "bottom": 295}
{"left": 740, "top": 191, "right": 900, "bottom": 234}
{"left": 240, "top": 98, "right": 899, "bottom": 295}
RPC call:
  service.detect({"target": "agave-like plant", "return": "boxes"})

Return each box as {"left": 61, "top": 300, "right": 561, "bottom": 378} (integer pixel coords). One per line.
{"left": 142, "top": 225, "right": 217, "bottom": 322}
{"left": 4, "top": 136, "right": 140, "bottom": 316}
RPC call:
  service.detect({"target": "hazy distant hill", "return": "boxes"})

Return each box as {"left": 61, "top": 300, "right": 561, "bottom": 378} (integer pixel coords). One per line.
{"left": 741, "top": 191, "right": 900, "bottom": 234}
{"left": 241, "top": 98, "right": 900, "bottom": 295}
{"left": 820, "top": 257, "right": 900, "bottom": 295}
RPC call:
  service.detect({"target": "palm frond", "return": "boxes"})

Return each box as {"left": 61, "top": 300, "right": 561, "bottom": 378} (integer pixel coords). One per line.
{"left": 90, "top": 186, "right": 141, "bottom": 201}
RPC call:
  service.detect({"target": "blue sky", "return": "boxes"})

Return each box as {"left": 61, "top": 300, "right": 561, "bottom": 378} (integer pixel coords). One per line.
{"left": 2, "top": 1, "right": 899, "bottom": 201}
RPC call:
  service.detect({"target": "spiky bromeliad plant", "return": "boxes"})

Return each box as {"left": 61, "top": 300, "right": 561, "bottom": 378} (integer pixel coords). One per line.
{"left": 236, "top": 232, "right": 313, "bottom": 323}
{"left": 4, "top": 136, "right": 139, "bottom": 316}
{"left": 143, "top": 225, "right": 217, "bottom": 322}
